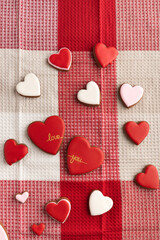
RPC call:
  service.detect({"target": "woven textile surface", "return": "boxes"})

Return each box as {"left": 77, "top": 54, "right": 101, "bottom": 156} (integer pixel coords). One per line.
{"left": 0, "top": 0, "right": 160, "bottom": 239}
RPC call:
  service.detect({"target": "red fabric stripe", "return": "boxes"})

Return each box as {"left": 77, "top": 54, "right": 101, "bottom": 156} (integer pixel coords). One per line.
{"left": 99, "top": 0, "right": 116, "bottom": 47}
{"left": 121, "top": 181, "right": 160, "bottom": 239}
{"left": 61, "top": 180, "right": 122, "bottom": 240}
{"left": 58, "top": 0, "right": 116, "bottom": 51}
{"left": 59, "top": 52, "right": 120, "bottom": 181}
{"left": 58, "top": 0, "right": 99, "bottom": 51}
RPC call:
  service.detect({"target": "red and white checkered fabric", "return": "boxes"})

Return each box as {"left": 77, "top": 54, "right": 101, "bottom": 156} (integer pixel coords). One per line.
{"left": 0, "top": 0, "right": 159, "bottom": 239}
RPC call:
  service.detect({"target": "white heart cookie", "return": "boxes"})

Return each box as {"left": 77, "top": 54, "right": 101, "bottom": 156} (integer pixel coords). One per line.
{"left": 89, "top": 190, "right": 113, "bottom": 216}
{"left": 15, "top": 191, "right": 29, "bottom": 203}
{"left": 120, "top": 83, "right": 144, "bottom": 107}
{"left": 77, "top": 81, "right": 100, "bottom": 105}
{"left": 0, "top": 223, "right": 9, "bottom": 240}
{"left": 16, "top": 73, "right": 40, "bottom": 97}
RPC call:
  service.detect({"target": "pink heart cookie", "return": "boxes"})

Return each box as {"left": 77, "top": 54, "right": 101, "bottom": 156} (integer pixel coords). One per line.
{"left": 15, "top": 191, "right": 29, "bottom": 203}
{"left": 120, "top": 83, "right": 144, "bottom": 108}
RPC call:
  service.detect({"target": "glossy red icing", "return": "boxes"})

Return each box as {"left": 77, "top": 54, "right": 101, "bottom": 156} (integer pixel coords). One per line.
{"left": 45, "top": 199, "right": 71, "bottom": 223}
{"left": 48, "top": 47, "right": 72, "bottom": 71}
{"left": 136, "top": 165, "right": 159, "bottom": 189}
{"left": 67, "top": 136, "right": 104, "bottom": 175}
{"left": 31, "top": 223, "right": 45, "bottom": 236}
{"left": 28, "top": 116, "right": 65, "bottom": 155}
{"left": 125, "top": 121, "right": 149, "bottom": 145}
{"left": 93, "top": 43, "right": 118, "bottom": 68}
{"left": 4, "top": 139, "right": 28, "bottom": 166}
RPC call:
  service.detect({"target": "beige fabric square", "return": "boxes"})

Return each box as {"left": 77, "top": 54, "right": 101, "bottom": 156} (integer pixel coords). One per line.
{"left": 0, "top": 49, "right": 60, "bottom": 180}
{"left": 117, "top": 51, "right": 160, "bottom": 180}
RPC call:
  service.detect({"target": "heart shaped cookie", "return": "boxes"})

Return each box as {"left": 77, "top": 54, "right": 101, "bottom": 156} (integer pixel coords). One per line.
{"left": 48, "top": 47, "right": 72, "bottom": 71}
{"left": 77, "top": 81, "right": 100, "bottom": 106}
{"left": 4, "top": 139, "right": 28, "bottom": 165}
{"left": 93, "top": 43, "right": 118, "bottom": 68}
{"left": 125, "top": 121, "right": 149, "bottom": 145}
{"left": 135, "top": 165, "right": 159, "bottom": 189}
{"left": 16, "top": 73, "right": 40, "bottom": 97}
{"left": 31, "top": 223, "right": 45, "bottom": 236}
{"left": 120, "top": 83, "right": 144, "bottom": 107}
{"left": 45, "top": 198, "right": 71, "bottom": 223}
{"left": 67, "top": 136, "right": 104, "bottom": 175}
{"left": 15, "top": 191, "right": 29, "bottom": 203}
{"left": 28, "top": 116, "right": 65, "bottom": 155}
{"left": 0, "top": 223, "right": 9, "bottom": 240}
{"left": 89, "top": 190, "right": 113, "bottom": 216}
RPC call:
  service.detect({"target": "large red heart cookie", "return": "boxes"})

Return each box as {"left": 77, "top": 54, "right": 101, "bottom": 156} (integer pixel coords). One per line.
{"left": 125, "top": 121, "right": 149, "bottom": 145}
{"left": 45, "top": 198, "right": 71, "bottom": 223}
{"left": 31, "top": 223, "right": 45, "bottom": 236}
{"left": 67, "top": 136, "right": 104, "bottom": 175}
{"left": 48, "top": 47, "right": 72, "bottom": 71}
{"left": 93, "top": 43, "right": 118, "bottom": 68}
{"left": 135, "top": 165, "right": 159, "bottom": 189}
{"left": 28, "top": 116, "right": 65, "bottom": 155}
{"left": 4, "top": 139, "right": 28, "bottom": 166}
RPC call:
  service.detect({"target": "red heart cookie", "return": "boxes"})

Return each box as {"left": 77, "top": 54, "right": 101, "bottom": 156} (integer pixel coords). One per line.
{"left": 31, "top": 223, "right": 45, "bottom": 236}
{"left": 67, "top": 136, "right": 104, "bottom": 175}
{"left": 4, "top": 139, "right": 28, "bottom": 166}
{"left": 125, "top": 121, "right": 149, "bottom": 145}
{"left": 45, "top": 198, "right": 71, "bottom": 223}
{"left": 48, "top": 47, "right": 72, "bottom": 71}
{"left": 135, "top": 165, "right": 159, "bottom": 189}
{"left": 93, "top": 43, "right": 118, "bottom": 68}
{"left": 28, "top": 116, "right": 65, "bottom": 155}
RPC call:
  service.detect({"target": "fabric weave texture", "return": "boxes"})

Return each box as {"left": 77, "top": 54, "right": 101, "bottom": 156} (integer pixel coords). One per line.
{"left": 0, "top": 0, "right": 159, "bottom": 239}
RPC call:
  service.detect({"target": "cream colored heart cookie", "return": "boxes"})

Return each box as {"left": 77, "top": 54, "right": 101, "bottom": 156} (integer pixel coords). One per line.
{"left": 89, "top": 190, "right": 113, "bottom": 216}
{"left": 77, "top": 81, "right": 100, "bottom": 106}
{"left": 16, "top": 73, "right": 40, "bottom": 97}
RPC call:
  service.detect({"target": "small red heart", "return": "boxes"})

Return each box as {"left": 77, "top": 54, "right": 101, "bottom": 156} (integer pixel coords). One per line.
{"left": 93, "top": 43, "right": 118, "bottom": 68}
{"left": 125, "top": 121, "right": 149, "bottom": 145}
{"left": 135, "top": 165, "right": 159, "bottom": 189}
{"left": 67, "top": 136, "right": 104, "bottom": 175}
{"left": 48, "top": 47, "right": 72, "bottom": 71}
{"left": 45, "top": 198, "right": 71, "bottom": 223}
{"left": 28, "top": 116, "right": 65, "bottom": 155}
{"left": 4, "top": 139, "right": 28, "bottom": 165}
{"left": 31, "top": 223, "right": 45, "bottom": 236}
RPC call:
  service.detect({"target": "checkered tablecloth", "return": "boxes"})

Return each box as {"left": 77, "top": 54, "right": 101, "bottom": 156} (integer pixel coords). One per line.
{"left": 0, "top": 0, "right": 160, "bottom": 239}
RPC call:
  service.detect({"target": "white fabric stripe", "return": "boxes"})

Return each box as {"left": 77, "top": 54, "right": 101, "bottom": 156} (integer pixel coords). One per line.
{"left": 0, "top": 49, "right": 60, "bottom": 180}
{"left": 117, "top": 51, "right": 160, "bottom": 181}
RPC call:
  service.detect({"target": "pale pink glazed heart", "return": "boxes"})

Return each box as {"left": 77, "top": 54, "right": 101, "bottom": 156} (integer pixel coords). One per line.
{"left": 120, "top": 83, "right": 144, "bottom": 108}
{"left": 15, "top": 191, "right": 29, "bottom": 203}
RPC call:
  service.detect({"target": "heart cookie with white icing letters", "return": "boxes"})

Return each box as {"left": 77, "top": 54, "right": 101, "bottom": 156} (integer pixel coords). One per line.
{"left": 16, "top": 73, "right": 40, "bottom": 97}
{"left": 89, "top": 190, "right": 113, "bottom": 216}
{"left": 15, "top": 191, "right": 29, "bottom": 203}
{"left": 77, "top": 81, "right": 100, "bottom": 106}
{"left": 120, "top": 83, "right": 144, "bottom": 108}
